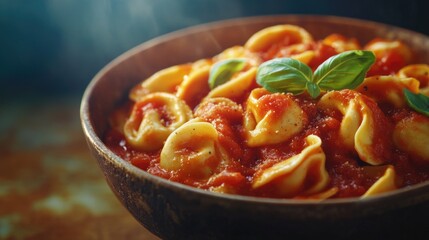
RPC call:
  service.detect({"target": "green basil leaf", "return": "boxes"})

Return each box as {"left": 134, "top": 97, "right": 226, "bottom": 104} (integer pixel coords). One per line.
{"left": 404, "top": 88, "right": 429, "bottom": 117}
{"left": 306, "top": 82, "right": 321, "bottom": 99}
{"left": 208, "top": 58, "right": 247, "bottom": 89}
{"left": 256, "top": 58, "right": 312, "bottom": 94}
{"left": 314, "top": 50, "right": 375, "bottom": 90}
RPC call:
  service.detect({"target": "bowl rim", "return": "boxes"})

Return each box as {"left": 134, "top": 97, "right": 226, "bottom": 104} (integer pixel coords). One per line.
{"left": 80, "top": 14, "right": 429, "bottom": 208}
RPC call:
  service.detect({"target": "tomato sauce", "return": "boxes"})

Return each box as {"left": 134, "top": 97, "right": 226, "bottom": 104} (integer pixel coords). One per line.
{"left": 367, "top": 51, "right": 407, "bottom": 76}
{"left": 104, "top": 29, "right": 428, "bottom": 199}
{"left": 308, "top": 42, "right": 338, "bottom": 70}
{"left": 105, "top": 88, "right": 429, "bottom": 199}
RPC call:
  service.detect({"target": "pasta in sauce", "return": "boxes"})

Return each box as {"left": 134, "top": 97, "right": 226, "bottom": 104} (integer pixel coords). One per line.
{"left": 105, "top": 24, "right": 429, "bottom": 199}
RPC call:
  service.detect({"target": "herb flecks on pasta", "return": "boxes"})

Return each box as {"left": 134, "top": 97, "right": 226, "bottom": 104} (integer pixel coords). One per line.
{"left": 105, "top": 24, "right": 429, "bottom": 199}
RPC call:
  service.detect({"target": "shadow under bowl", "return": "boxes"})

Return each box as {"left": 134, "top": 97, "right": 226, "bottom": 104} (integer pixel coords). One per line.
{"left": 81, "top": 15, "right": 429, "bottom": 239}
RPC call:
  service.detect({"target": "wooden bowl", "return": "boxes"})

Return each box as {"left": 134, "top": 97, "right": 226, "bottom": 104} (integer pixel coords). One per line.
{"left": 80, "top": 15, "right": 429, "bottom": 239}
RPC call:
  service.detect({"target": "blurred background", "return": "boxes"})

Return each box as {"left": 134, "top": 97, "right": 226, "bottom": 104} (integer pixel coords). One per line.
{"left": 1, "top": 0, "right": 428, "bottom": 99}
{"left": 0, "top": 0, "right": 428, "bottom": 239}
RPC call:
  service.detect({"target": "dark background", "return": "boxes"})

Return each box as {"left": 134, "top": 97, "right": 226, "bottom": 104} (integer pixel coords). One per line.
{"left": 0, "top": 2, "right": 428, "bottom": 238}
{"left": 1, "top": 0, "right": 428, "bottom": 100}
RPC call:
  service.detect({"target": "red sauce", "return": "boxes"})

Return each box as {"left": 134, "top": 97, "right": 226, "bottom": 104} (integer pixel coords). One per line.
{"left": 104, "top": 31, "right": 428, "bottom": 199}
{"left": 262, "top": 35, "right": 304, "bottom": 60}
{"left": 365, "top": 38, "right": 411, "bottom": 76}
{"left": 258, "top": 92, "right": 293, "bottom": 118}
{"left": 105, "top": 89, "right": 429, "bottom": 199}
{"left": 308, "top": 42, "right": 338, "bottom": 70}
{"left": 262, "top": 41, "right": 339, "bottom": 70}
{"left": 367, "top": 51, "right": 407, "bottom": 76}
{"left": 131, "top": 99, "right": 174, "bottom": 127}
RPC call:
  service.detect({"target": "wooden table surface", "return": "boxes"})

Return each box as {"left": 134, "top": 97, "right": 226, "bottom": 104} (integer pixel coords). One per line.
{"left": 3, "top": 95, "right": 429, "bottom": 240}
{"left": 0, "top": 95, "right": 159, "bottom": 240}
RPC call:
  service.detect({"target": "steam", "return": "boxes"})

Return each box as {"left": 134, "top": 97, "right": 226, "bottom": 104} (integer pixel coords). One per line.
{"left": 41, "top": 0, "right": 243, "bottom": 92}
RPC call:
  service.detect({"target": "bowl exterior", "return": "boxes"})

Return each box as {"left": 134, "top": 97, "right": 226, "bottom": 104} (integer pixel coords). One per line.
{"left": 83, "top": 139, "right": 429, "bottom": 239}
{"left": 81, "top": 15, "right": 429, "bottom": 239}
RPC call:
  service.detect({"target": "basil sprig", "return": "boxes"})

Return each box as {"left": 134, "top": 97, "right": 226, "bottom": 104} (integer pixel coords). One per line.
{"left": 256, "top": 58, "right": 312, "bottom": 95}
{"left": 256, "top": 50, "right": 376, "bottom": 98}
{"left": 403, "top": 88, "right": 429, "bottom": 117}
{"left": 208, "top": 58, "right": 246, "bottom": 89}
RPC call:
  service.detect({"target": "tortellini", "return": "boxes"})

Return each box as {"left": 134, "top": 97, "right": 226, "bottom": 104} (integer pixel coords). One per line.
{"left": 362, "top": 166, "right": 397, "bottom": 198}
{"left": 214, "top": 46, "right": 262, "bottom": 67}
{"left": 243, "top": 88, "right": 307, "bottom": 147}
{"left": 364, "top": 38, "right": 412, "bottom": 63}
{"left": 322, "top": 34, "right": 361, "bottom": 52}
{"left": 393, "top": 114, "right": 429, "bottom": 162}
{"left": 129, "top": 64, "right": 192, "bottom": 101}
{"left": 206, "top": 67, "right": 257, "bottom": 101}
{"left": 129, "top": 59, "right": 213, "bottom": 103}
{"left": 245, "top": 24, "right": 313, "bottom": 52}
{"left": 318, "top": 90, "right": 390, "bottom": 165}
{"left": 252, "top": 135, "right": 330, "bottom": 197}
{"left": 398, "top": 64, "right": 429, "bottom": 96}
{"left": 357, "top": 75, "right": 420, "bottom": 107}
{"left": 176, "top": 65, "right": 211, "bottom": 108}
{"left": 160, "top": 120, "right": 226, "bottom": 179}
{"left": 123, "top": 93, "right": 192, "bottom": 151}
{"left": 110, "top": 23, "right": 429, "bottom": 200}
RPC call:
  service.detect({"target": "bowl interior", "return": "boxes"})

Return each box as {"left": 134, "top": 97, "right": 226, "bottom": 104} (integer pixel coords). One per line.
{"left": 81, "top": 14, "right": 429, "bottom": 207}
